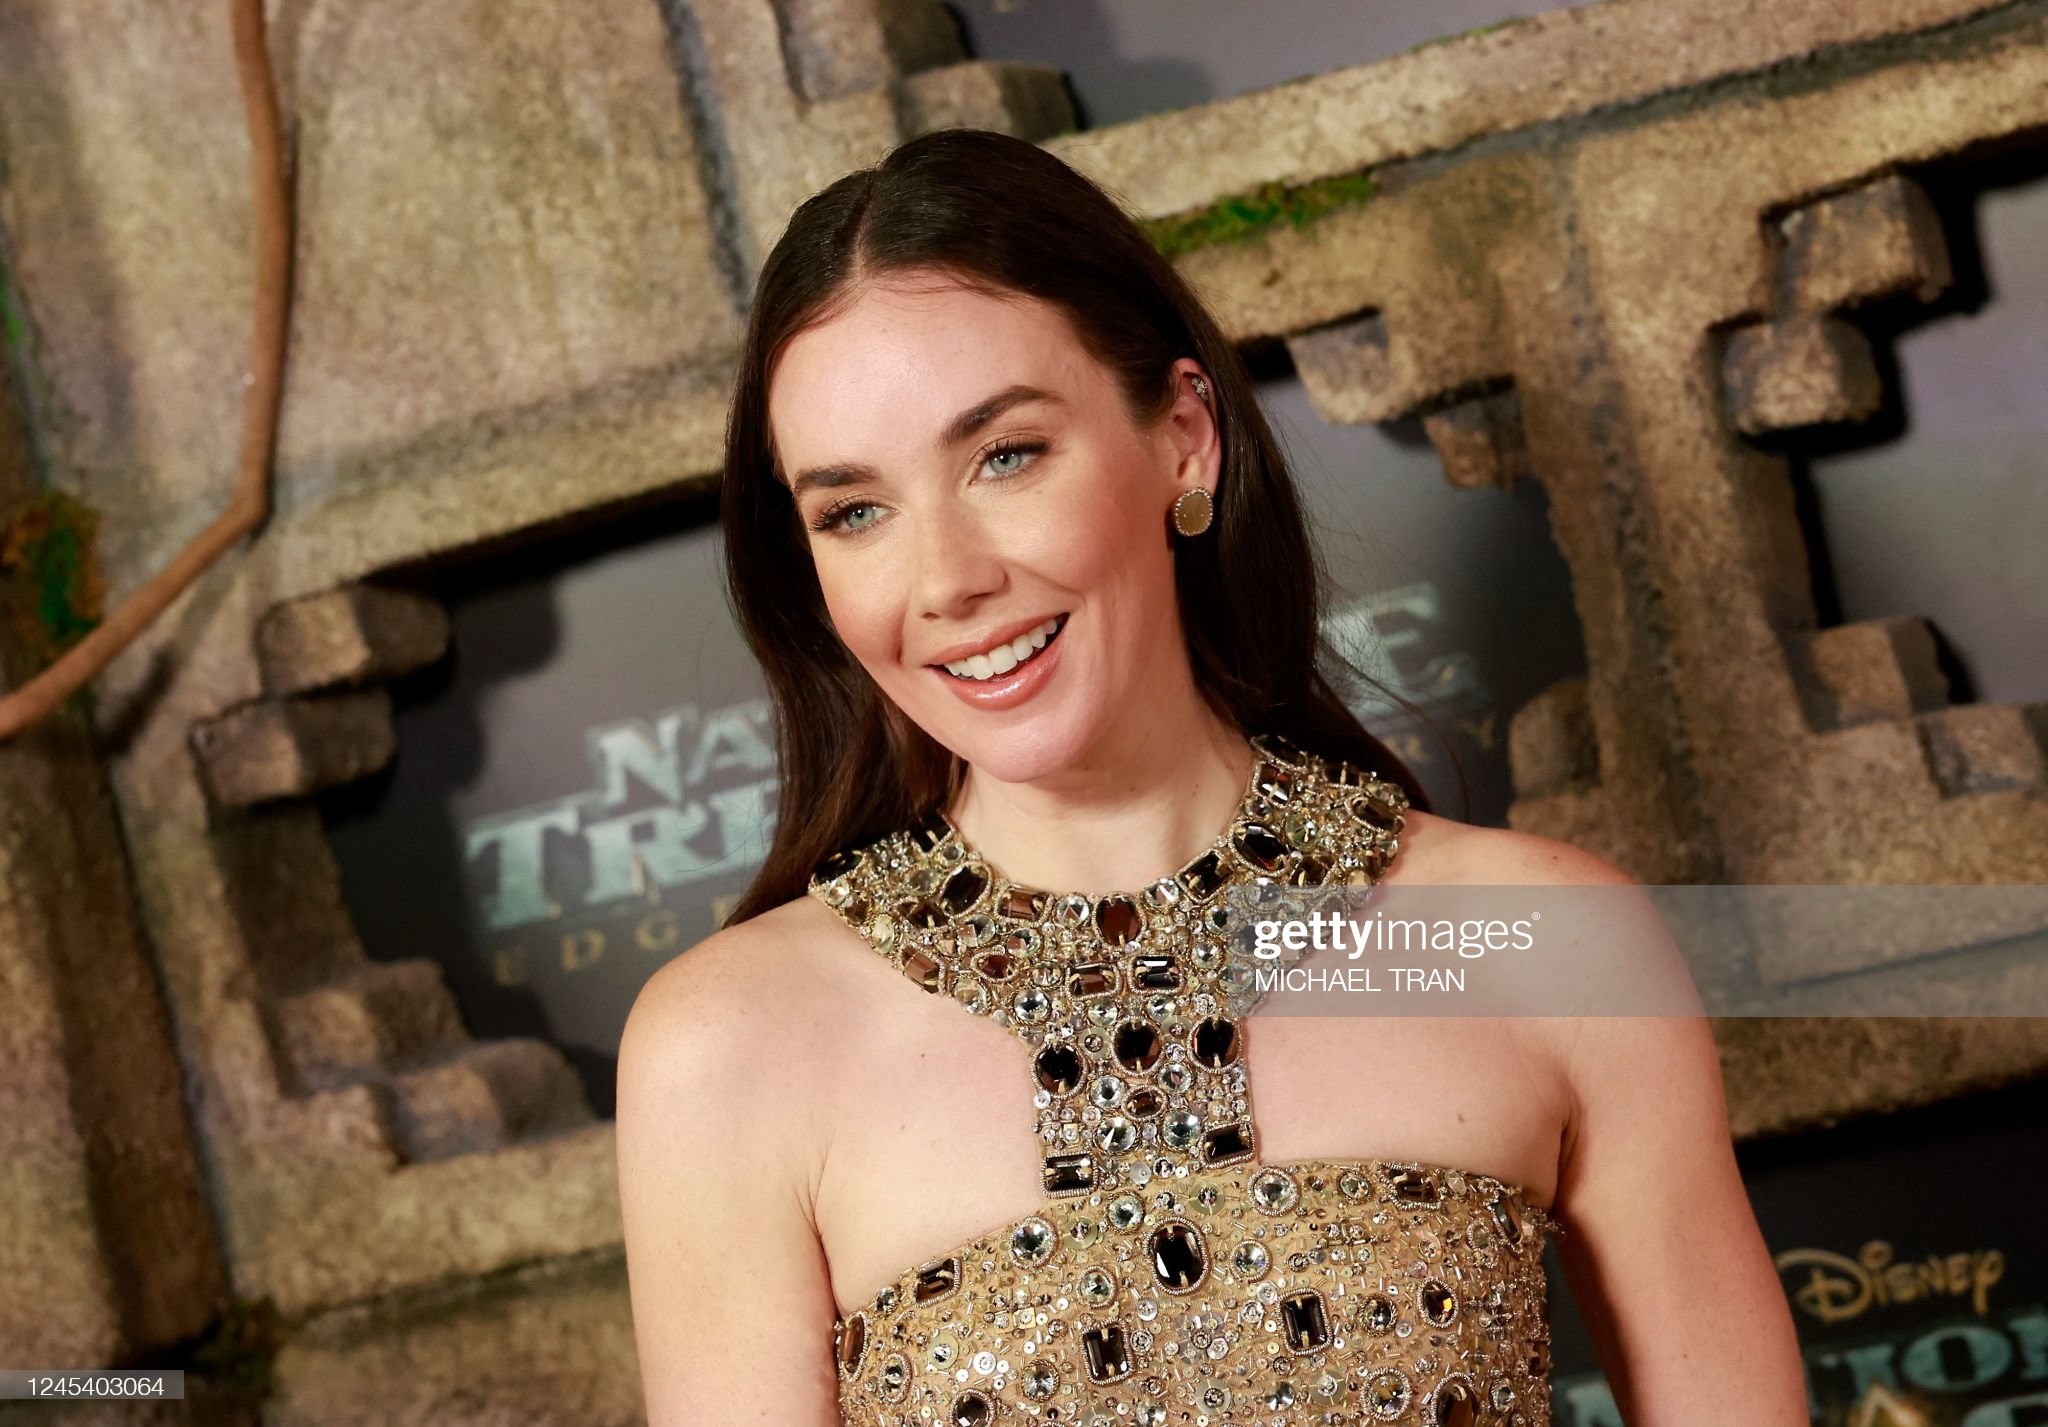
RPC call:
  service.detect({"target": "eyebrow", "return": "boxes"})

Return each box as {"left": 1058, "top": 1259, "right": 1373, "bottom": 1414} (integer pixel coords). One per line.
{"left": 784, "top": 383, "right": 1062, "bottom": 500}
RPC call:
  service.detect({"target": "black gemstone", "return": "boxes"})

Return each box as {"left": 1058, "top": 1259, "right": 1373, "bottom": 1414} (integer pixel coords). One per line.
{"left": 1149, "top": 1220, "right": 1207, "bottom": 1292}
{"left": 972, "top": 950, "right": 1015, "bottom": 980}
{"left": 950, "top": 1389, "right": 994, "bottom": 1426}
{"left": 1191, "top": 1016, "right": 1240, "bottom": 1069}
{"left": 940, "top": 864, "right": 988, "bottom": 916}
{"left": 1001, "top": 886, "right": 1049, "bottom": 920}
{"left": 814, "top": 848, "right": 862, "bottom": 882}
{"left": 904, "top": 899, "right": 949, "bottom": 929}
{"left": 836, "top": 1311, "right": 867, "bottom": 1377}
{"left": 1035, "top": 1045, "right": 1083, "bottom": 1094}
{"left": 1069, "top": 962, "right": 1115, "bottom": 996}
{"left": 1389, "top": 1166, "right": 1441, "bottom": 1206}
{"left": 1419, "top": 1278, "right": 1457, "bottom": 1325}
{"left": 1126, "top": 1088, "right": 1163, "bottom": 1118}
{"left": 1233, "top": 824, "right": 1288, "bottom": 870}
{"left": 1094, "top": 895, "right": 1143, "bottom": 944}
{"left": 1113, "top": 1020, "right": 1162, "bottom": 1072}
{"left": 1249, "top": 731, "right": 1313, "bottom": 768}
{"left": 1433, "top": 1378, "right": 1480, "bottom": 1427}
{"left": 1288, "top": 855, "right": 1330, "bottom": 887}
{"left": 1044, "top": 1152, "right": 1095, "bottom": 1194}
{"left": 1360, "top": 1294, "right": 1396, "bottom": 1332}
{"left": 1201, "top": 1121, "right": 1252, "bottom": 1164}
{"left": 1082, "top": 1323, "right": 1132, "bottom": 1382}
{"left": 908, "top": 812, "right": 950, "bottom": 853}
{"left": 1255, "top": 761, "right": 1295, "bottom": 802}
{"left": 1131, "top": 955, "right": 1180, "bottom": 991}
{"left": 1351, "top": 791, "right": 1403, "bottom": 832}
{"left": 1178, "top": 850, "right": 1228, "bottom": 901}
{"left": 913, "top": 1258, "right": 958, "bottom": 1303}
{"left": 1491, "top": 1194, "right": 1526, "bottom": 1245}
{"left": 1281, "top": 1291, "right": 1330, "bottom": 1351}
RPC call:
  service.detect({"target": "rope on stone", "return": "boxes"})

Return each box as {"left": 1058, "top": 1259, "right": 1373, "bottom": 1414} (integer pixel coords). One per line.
{"left": 0, "top": 0, "right": 290, "bottom": 742}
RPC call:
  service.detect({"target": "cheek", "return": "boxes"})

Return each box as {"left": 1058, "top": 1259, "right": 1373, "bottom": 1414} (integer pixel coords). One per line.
{"left": 814, "top": 558, "right": 907, "bottom": 664}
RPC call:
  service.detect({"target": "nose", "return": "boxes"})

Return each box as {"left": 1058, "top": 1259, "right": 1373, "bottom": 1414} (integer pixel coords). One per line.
{"left": 912, "top": 494, "right": 1007, "bottom": 624}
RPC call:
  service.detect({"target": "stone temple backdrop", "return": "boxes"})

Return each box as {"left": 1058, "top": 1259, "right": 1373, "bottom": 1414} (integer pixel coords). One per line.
{"left": 0, "top": 1, "right": 2045, "bottom": 1423}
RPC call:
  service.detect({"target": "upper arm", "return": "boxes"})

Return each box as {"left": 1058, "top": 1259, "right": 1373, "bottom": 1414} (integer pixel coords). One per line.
{"left": 1514, "top": 839, "right": 1808, "bottom": 1422}
{"left": 615, "top": 927, "right": 842, "bottom": 1426}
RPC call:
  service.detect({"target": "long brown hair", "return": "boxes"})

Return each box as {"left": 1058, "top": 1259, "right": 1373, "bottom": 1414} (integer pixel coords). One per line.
{"left": 720, "top": 128, "right": 1438, "bottom": 928}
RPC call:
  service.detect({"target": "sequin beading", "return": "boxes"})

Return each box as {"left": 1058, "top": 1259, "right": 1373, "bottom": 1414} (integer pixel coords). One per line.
{"left": 806, "top": 732, "right": 1559, "bottom": 1425}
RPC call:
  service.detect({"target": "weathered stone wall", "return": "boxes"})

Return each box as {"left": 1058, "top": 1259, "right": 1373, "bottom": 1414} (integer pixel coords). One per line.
{"left": 0, "top": 0, "right": 2042, "bottom": 1420}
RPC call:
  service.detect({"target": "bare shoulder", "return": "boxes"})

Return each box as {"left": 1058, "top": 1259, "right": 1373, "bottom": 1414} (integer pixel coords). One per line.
{"left": 1395, "top": 807, "right": 1639, "bottom": 888}
{"left": 620, "top": 892, "right": 867, "bottom": 1115}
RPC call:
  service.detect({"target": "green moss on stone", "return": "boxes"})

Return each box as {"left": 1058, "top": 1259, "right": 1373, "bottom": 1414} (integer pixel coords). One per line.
{"left": 0, "top": 487, "right": 104, "bottom": 658}
{"left": 1141, "top": 170, "right": 1379, "bottom": 261}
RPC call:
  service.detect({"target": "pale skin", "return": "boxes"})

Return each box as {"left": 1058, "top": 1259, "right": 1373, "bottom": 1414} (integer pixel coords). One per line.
{"left": 615, "top": 271, "right": 1811, "bottom": 1424}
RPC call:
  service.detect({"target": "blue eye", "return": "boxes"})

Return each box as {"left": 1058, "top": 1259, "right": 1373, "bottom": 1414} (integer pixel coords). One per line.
{"left": 807, "top": 439, "right": 1047, "bottom": 539}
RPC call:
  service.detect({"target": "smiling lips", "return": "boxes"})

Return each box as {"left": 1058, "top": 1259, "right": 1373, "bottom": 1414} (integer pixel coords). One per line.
{"left": 935, "top": 613, "right": 1068, "bottom": 682}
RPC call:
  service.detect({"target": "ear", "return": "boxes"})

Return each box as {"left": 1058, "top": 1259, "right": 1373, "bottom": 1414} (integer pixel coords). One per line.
{"left": 1164, "top": 358, "right": 1223, "bottom": 496}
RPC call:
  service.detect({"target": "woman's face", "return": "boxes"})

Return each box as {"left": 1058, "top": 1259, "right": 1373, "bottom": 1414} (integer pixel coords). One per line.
{"left": 768, "top": 271, "right": 1218, "bottom": 783}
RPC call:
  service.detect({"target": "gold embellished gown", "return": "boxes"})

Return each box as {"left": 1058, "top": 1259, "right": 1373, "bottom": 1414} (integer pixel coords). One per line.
{"left": 806, "top": 732, "right": 1562, "bottom": 1426}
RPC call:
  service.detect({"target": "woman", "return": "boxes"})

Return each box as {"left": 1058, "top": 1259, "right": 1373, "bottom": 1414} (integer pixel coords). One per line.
{"left": 615, "top": 128, "right": 1806, "bottom": 1424}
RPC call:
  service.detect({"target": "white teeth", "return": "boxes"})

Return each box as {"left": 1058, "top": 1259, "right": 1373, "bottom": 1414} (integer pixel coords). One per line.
{"left": 944, "top": 616, "right": 1064, "bottom": 681}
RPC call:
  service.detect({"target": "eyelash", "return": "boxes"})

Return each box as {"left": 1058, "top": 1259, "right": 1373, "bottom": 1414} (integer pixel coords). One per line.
{"left": 806, "top": 437, "right": 1048, "bottom": 537}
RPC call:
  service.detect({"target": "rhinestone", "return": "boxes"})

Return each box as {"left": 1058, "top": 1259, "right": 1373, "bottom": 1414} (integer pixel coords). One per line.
{"left": 913, "top": 1258, "right": 959, "bottom": 1304}
{"left": 878, "top": 1353, "right": 911, "bottom": 1402}
{"left": 1249, "top": 730, "right": 1313, "bottom": 767}
{"left": 1490, "top": 1193, "right": 1527, "bottom": 1246}
{"left": 972, "top": 949, "right": 1016, "bottom": 980}
{"left": 1045, "top": 1152, "right": 1095, "bottom": 1195}
{"left": 1430, "top": 1374, "right": 1481, "bottom": 1427}
{"left": 1232, "top": 824, "right": 1288, "bottom": 870}
{"left": 1351, "top": 791, "right": 1404, "bottom": 832}
{"left": 1359, "top": 1294, "right": 1397, "bottom": 1333}
{"left": 1162, "top": 1111, "right": 1202, "bottom": 1149}
{"left": 1080, "top": 1266, "right": 1117, "bottom": 1305}
{"left": 1002, "top": 886, "right": 1049, "bottom": 920}
{"left": 1248, "top": 1168, "right": 1298, "bottom": 1213}
{"left": 953, "top": 979, "right": 987, "bottom": 1013}
{"left": 949, "top": 1390, "right": 993, "bottom": 1426}
{"left": 1177, "top": 850, "right": 1228, "bottom": 901}
{"left": 1070, "top": 962, "right": 1116, "bottom": 996}
{"left": 1022, "top": 1362, "right": 1059, "bottom": 1399}
{"left": 1083, "top": 1323, "right": 1133, "bottom": 1382}
{"left": 901, "top": 949, "right": 942, "bottom": 992}
{"left": 1338, "top": 1169, "right": 1372, "bottom": 1200}
{"left": 1012, "top": 987, "right": 1050, "bottom": 1022}
{"left": 1091, "top": 1074, "right": 1127, "bottom": 1108}
{"left": 1035, "top": 1045, "right": 1083, "bottom": 1095}
{"left": 1127, "top": 1088, "right": 1164, "bottom": 1118}
{"left": 1056, "top": 893, "right": 1093, "bottom": 925}
{"left": 937, "top": 855, "right": 987, "bottom": 913}
{"left": 1280, "top": 1290, "right": 1330, "bottom": 1351}
{"left": 1098, "top": 1116, "right": 1137, "bottom": 1153}
{"left": 1419, "top": 1278, "right": 1458, "bottom": 1326}
{"left": 1131, "top": 955, "right": 1180, "bottom": 991}
{"left": 1266, "top": 1379, "right": 1296, "bottom": 1410}
{"left": 835, "top": 1311, "right": 866, "bottom": 1378}
{"left": 1094, "top": 896, "right": 1144, "bottom": 944}
{"left": 1108, "top": 1194, "right": 1145, "bottom": 1230}
{"left": 1149, "top": 1220, "right": 1208, "bottom": 1293}
{"left": 1011, "top": 1218, "right": 1056, "bottom": 1267}
{"left": 1365, "top": 1367, "right": 1414, "bottom": 1419}
{"left": 1190, "top": 1016, "right": 1240, "bottom": 1068}
{"left": 1232, "top": 1241, "right": 1269, "bottom": 1278}
{"left": 1200, "top": 1121, "right": 1252, "bottom": 1164}
{"left": 1388, "top": 1165, "right": 1442, "bottom": 1206}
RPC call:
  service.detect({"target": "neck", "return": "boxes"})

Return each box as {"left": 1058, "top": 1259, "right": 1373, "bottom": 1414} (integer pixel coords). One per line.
{"left": 944, "top": 711, "right": 1259, "bottom": 897}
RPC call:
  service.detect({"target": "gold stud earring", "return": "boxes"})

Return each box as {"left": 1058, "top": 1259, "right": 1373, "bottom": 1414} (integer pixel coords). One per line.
{"left": 1172, "top": 488, "right": 1214, "bottom": 537}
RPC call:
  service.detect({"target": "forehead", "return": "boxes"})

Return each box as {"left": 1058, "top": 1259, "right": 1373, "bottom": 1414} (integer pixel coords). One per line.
{"left": 768, "top": 276, "right": 1094, "bottom": 471}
